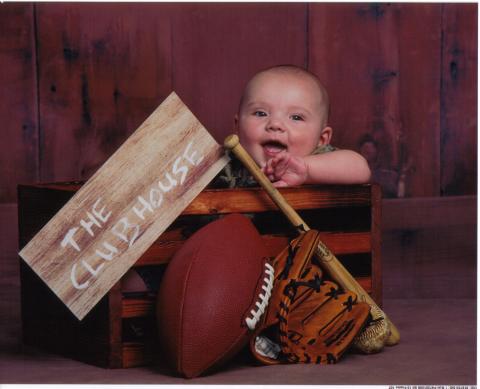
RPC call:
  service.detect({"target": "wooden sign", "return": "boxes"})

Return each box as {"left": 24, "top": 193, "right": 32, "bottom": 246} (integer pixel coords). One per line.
{"left": 19, "top": 92, "right": 229, "bottom": 320}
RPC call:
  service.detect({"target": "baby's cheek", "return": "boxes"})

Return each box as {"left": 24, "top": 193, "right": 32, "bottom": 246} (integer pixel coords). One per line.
{"left": 289, "top": 132, "right": 319, "bottom": 157}
{"left": 238, "top": 128, "right": 257, "bottom": 149}
{"left": 290, "top": 143, "right": 317, "bottom": 158}
{"left": 247, "top": 145, "right": 267, "bottom": 167}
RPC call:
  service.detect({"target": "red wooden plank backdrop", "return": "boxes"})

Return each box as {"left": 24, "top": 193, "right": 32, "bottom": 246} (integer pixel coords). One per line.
{"left": 170, "top": 3, "right": 307, "bottom": 141}
{"left": 0, "top": 4, "right": 38, "bottom": 202}
{"left": 309, "top": 3, "right": 445, "bottom": 197}
{"left": 0, "top": 3, "right": 477, "bottom": 203}
{"left": 36, "top": 3, "right": 173, "bottom": 182}
{"left": 396, "top": 5, "right": 443, "bottom": 197}
{"left": 440, "top": 4, "right": 477, "bottom": 195}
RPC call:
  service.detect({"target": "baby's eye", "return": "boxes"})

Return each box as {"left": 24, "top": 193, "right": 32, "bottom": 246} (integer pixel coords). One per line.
{"left": 291, "top": 114, "right": 304, "bottom": 121}
{"left": 253, "top": 111, "right": 267, "bottom": 117}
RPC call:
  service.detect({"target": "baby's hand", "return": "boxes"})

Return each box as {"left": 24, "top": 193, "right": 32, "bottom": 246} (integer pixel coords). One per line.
{"left": 262, "top": 152, "right": 308, "bottom": 187}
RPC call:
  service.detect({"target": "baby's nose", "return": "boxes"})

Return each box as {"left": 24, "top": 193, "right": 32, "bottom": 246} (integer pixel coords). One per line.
{"left": 266, "top": 117, "right": 285, "bottom": 132}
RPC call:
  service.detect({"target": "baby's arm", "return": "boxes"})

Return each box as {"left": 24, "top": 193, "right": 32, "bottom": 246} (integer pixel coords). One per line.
{"left": 263, "top": 150, "right": 371, "bottom": 187}
{"left": 304, "top": 149, "right": 371, "bottom": 184}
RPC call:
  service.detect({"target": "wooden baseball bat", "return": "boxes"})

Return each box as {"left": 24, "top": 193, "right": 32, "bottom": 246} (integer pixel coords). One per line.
{"left": 224, "top": 134, "right": 400, "bottom": 347}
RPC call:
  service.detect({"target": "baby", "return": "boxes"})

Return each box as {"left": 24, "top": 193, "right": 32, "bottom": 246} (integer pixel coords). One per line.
{"left": 233, "top": 65, "right": 371, "bottom": 187}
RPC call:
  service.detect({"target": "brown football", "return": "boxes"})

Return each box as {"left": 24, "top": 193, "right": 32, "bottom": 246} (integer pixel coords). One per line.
{"left": 156, "top": 213, "right": 273, "bottom": 378}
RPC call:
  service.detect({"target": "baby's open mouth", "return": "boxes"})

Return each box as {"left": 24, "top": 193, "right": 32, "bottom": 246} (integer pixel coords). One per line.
{"left": 262, "top": 140, "right": 287, "bottom": 157}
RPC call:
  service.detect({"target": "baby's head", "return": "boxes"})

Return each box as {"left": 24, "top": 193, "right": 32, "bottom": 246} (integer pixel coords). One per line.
{"left": 235, "top": 65, "right": 332, "bottom": 167}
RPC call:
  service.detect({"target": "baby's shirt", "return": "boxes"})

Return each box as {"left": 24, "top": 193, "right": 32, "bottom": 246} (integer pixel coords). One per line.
{"left": 210, "top": 144, "right": 337, "bottom": 189}
{"left": 312, "top": 144, "right": 337, "bottom": 155}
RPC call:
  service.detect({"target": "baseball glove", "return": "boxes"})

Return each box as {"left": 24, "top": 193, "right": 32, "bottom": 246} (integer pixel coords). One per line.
{"left": 250, "top": 229, "right": 371, "bottom": 364}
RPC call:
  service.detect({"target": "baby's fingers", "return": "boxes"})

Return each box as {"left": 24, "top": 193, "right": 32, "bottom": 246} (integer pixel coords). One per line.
{"left": 262, "top": 160, "right": 276, "bottom": 182}
{"left": 272, "top": 153, "right": 291, "bottom": 177}
{"left": 273, "top": 180, "right": 289, "bottom": 188}
{"left": 263, "top": 158, "right": 275, "bottom": 174}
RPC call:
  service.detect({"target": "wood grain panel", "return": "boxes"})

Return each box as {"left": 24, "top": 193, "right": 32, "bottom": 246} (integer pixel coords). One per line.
{"left": 309, "top": 4, "right": 391, "bottom": 153}
{"left": 36, "top": 3, "right": 173, "bottom": 183}
{"left": 396, "top": 4, "right": 442, "bottom": 197}
{"left": 0, "top": 4, "right": 38, "bottom": 203}
{"left": 183, "top": 185, "right": 372, "bottom": 214}
{"left": 108, "top": 281, "right": 123, "bottom": 368}
{"left": 308, "top": 4, "right": 401, "bottom": 198}
{"left": 1, "top": 4, "right": 477, "bottom": 203}
{"left": 122, "top": 295, "right": 156, "bottom": 318}
{"left": 122, "top": 342, "right": 152, "bottom": 368}
{"left": 19, "top": 183, "right": 373, "bottom": 213}
{"left": 309, "top": 4, "right": 445, "bottom": 197}
{"left": 440, "top": 4, "right": 477, "bottom": 195}
{"left": 171, "top": 3, "right": 307, "bottom": 143}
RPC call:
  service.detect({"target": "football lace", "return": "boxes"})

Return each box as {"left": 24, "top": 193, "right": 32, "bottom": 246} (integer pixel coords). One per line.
{"left": 245, "top": 262, "right": 275, "bottom": 330}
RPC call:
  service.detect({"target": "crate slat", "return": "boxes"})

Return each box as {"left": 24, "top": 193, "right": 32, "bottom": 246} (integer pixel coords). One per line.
{"left": 122, "top": 296, "right": 156, "bottom": 318}
{"left": 122, "top": 342, "right": 152, "bottom": 368}
{"left": 136, "top": 232, "right": 372, "bottom": 266}
{"left": 183, "top": 186, "right": 372, "bottom": 214}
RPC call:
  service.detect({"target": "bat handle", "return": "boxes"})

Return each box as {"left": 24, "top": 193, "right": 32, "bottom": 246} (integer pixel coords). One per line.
{"left": 224, "top": 134, "right": 400, "bottom": 346}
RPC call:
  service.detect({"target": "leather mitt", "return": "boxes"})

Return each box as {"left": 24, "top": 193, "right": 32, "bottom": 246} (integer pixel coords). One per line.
{"left": 250, "top": 229, "right": 371, "bottom": 364}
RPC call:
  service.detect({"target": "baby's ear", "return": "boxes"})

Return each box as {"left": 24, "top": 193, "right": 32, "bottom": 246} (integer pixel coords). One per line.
{"left": 234, "top": 114, "right": 239, "bottom": 132}
{"left": 318, "top": 126, "right": 333, "bottom": 145}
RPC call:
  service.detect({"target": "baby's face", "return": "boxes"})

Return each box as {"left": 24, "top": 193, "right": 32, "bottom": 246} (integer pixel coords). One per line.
{"left": 236, "top": 71, "right": 328, "bottom": 167}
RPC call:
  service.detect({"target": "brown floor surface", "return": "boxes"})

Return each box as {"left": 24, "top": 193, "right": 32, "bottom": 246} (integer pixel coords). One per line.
{"left": 0, "top": 289, "right": 476, "bottom": 384}
{"left": 0, "top": 202, "right": 477, "bottom": 385}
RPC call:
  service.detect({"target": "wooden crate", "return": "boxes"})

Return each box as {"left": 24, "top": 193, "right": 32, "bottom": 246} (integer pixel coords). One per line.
{"left": 18, "top": 182, "right": 382, "bottom": 368}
